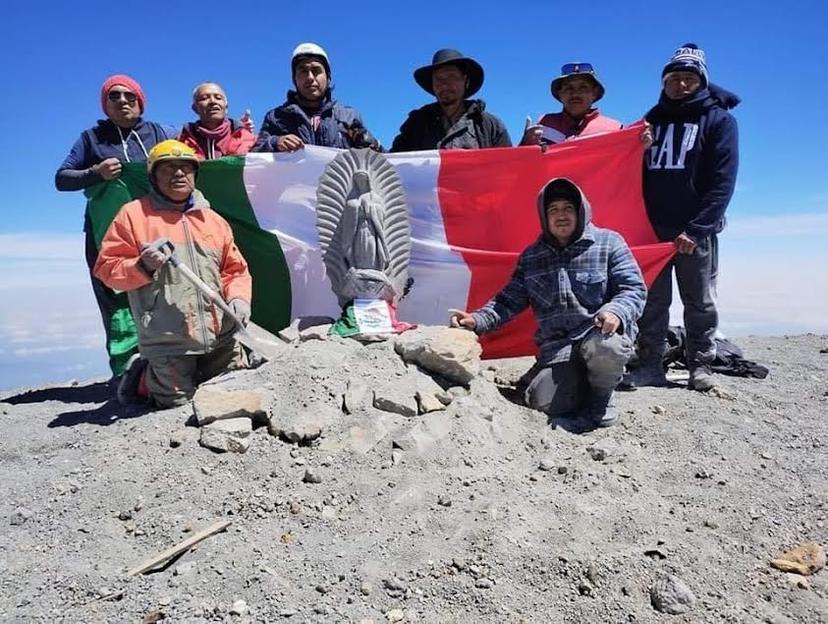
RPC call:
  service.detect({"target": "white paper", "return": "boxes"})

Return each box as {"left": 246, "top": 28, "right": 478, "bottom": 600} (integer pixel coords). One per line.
{"left": 353, "top": 299, "right": 394, "bottom": 334}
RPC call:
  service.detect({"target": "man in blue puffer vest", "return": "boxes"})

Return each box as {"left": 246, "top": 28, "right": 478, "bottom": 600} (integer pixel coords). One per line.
{"left": 253, "top": 43, "right": 380, "bottom": 153}
{"left": 627, "top": 43, "right": 740, "bottom": 392}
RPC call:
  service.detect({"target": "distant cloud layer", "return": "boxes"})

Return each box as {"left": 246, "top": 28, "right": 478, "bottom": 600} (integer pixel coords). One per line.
{"left": 1, "top": 217, "right": 826, "bottom": 391}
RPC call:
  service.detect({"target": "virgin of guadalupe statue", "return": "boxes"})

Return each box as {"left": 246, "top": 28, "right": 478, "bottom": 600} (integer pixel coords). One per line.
{"left": 340, "top": 170, "right": 390, "bottom": 272}
{"left": 316, "top": 149, "right": 411, "bottom": 309}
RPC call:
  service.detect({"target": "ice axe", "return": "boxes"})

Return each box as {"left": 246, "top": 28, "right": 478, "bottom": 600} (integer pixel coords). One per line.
{"left": 147, "top": 238, "right": 283, "bottom": 362}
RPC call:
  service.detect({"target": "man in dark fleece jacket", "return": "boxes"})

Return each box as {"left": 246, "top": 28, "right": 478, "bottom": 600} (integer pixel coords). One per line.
{"left": 55, "top": 74, "right": 176, "bottom": 377}
{"left": 629, "top": 43, "right": 740, "bottom": 392}
{"left": 450, "top": 179, "right": 646, "bottom": 431}
{"left": 252, "top": 42, "right": 379, "bottom": 153}
{"left": 391, "top": 49, "right": 511, "bottom": 151}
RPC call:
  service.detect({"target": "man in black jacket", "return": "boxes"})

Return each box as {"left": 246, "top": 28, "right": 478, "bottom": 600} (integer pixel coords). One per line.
{"left": 627, "top": 43, "right": 740, "bottom": 392}
{"left": 390, "top": 49, "right": 511, "bottom": 151}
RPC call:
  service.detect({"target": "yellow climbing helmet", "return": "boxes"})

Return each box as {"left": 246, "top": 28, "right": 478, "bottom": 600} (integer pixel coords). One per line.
{"left": 146, "top": 140, "right": 199, "bottom": 174}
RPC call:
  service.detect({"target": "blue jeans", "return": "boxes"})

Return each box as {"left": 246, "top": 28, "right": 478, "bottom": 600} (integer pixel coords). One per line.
{"left": 637, "top": 235, "right": 718, "bottom": 367}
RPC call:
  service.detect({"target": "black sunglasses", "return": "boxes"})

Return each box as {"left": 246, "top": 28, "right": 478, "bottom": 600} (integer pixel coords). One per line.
{"left": 107, "top": 90, "right": 137, "bottom": 104}
{"left": 561, "top": 62, "right": 595, "bottom": 75}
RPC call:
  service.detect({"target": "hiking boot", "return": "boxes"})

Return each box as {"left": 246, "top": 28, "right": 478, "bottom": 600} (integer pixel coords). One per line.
{"left": 581, "top": 391, "right": 619, "bottom": 428}
{"left": 622, "top": 362, "right": 668, "bottom": 388}
{"left": 689, "top": 363, "right": 716, "bottom": 392}
{"left": 117, "top": 354, "right": 148, "bottom": 405}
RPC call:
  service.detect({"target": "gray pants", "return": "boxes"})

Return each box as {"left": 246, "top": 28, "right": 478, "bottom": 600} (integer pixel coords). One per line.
{"left": 146, "top": 339, "right": 247, "bottom": 408}
{"left": 638, "top": 235, "right": 718, "bottom": 365}
{"left": 525, "top": 329, "right": 633, "bottom": 416}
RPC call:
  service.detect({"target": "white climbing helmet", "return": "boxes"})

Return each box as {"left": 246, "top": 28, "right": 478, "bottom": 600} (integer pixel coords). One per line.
{"left": 291, "top": 42, "right": 330, "bottom": 75}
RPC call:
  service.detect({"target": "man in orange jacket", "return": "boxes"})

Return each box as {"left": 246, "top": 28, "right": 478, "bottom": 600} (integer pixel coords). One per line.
{"left": 94, "top": 140, "right": 252, "bottom": 407}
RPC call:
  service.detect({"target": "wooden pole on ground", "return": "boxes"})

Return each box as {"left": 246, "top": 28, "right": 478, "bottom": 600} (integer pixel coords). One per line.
{"left": 127, "top": 520, "right": 231, "bottom": 576}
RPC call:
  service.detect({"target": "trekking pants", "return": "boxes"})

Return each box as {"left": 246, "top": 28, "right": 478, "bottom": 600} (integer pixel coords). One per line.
{"left": 524, "top": 328, "right": 633, "bottom": 416}
{"left": 637, "top": 234, "right": 718, "bottom": 367}
{"left": 145, "top": 338, "right": 247, "bottom": 409}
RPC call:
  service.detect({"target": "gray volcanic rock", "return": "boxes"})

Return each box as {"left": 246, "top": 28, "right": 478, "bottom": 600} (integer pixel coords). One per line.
{"left": 650, "top": 573, "right": 696, "bottom": 614}
{"left": 394, "top": 327, "right": 482, "bottom": 384}
{"left": 0, "top": 334, "right": 825, "bottom": 623}
{"left": 199, "top": 417, "right": 252, "bottom": 453}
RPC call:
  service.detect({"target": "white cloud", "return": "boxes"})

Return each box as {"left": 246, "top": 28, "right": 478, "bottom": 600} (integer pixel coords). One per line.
{"left": 0, "top": 232, "right": 82, "bottom": 260}
{"left": 725, "top": 212, "right": 828, "bottom": 239}
{"left": 1, "top": 217, "right": 827, "bottom": 391}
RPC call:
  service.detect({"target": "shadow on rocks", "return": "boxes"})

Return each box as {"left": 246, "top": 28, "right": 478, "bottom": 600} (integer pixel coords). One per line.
{"left": 497, "top": 385, "right": 597, "bottom": 435}
{"left": 2, "top": 381, "right": 111, "bottom": 406}
{"left": 497, "top": 385, "right": 525, "bottom": 407}
{"left": 548, "top": 413, "right": 597, "bottom": 435}
{"left": 48, "top": 401, "right": 150, "bottom": 428}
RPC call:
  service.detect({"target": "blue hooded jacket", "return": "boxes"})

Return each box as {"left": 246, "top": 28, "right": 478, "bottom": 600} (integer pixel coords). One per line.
{"left": 643, "top": 84, "right": 740, "bottom": 241}
{"left": 252, "top": 91, "right": 378, "bottom": 152}
{"left": 55, "top": 118, "right": 175, "bottom": 192}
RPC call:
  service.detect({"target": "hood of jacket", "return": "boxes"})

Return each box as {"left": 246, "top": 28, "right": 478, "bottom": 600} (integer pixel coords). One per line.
{"left": 536, "top": 177, "right": 593, "bottom": 247}
{"left": 94, "top": 117, "right": 156, "bottom": 140}
{"left": 147, "top": 188, "right": 209, "bottom": 212}
{"left": 648, "top": 83, "right": 740, "bottom": 120}
{"left": 282, "top": 90, "right": 336, "bottom": 115}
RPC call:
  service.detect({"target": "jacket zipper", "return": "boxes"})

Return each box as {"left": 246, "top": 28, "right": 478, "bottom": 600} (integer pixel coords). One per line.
{"left": 182, "top": 217, "right": 210, "bottom": 349}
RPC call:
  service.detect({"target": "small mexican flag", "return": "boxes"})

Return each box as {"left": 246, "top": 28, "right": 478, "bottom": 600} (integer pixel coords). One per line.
{"left": 86, "top": 125, "right": 673, "bottom": 373}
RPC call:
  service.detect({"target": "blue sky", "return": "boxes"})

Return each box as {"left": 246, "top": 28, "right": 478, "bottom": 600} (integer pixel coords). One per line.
{"left": 1, "top": 0, "right": 826, "bottom": 390}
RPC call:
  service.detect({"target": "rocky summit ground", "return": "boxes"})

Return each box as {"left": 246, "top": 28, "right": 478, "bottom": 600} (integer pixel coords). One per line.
{"left": 0, "top": 329, "right": 826, "bottom": 624}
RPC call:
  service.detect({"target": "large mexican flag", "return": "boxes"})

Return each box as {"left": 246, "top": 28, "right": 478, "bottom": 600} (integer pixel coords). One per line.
{"left": 86, "top": 125, "right": 674, "bottom": 374}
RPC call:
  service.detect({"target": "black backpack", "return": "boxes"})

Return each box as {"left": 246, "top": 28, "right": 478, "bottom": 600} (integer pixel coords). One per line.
{"left": 664, "top": 326, "right": 769, "bottom": 379}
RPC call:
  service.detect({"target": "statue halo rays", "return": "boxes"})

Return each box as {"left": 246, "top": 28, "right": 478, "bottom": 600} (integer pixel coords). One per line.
{"left": 316, "top": 148, "right": 411, "bottom": 308}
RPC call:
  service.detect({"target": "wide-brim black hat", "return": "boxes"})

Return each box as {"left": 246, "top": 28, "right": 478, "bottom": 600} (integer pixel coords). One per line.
{"left": 414, "top": 49, "right": 485, "bottom": 97}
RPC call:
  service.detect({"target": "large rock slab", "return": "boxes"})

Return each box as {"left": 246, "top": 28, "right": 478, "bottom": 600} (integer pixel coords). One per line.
{"left": 193, "top": 387, "right": 268, "bottom": 426}
{"left": 373, "top": 387, "right": 418, "bottom": 418}
{"left": 343, "top": 377, "right": 371, "bottom": 414}
{"left": 415, "top": 390, "right": 445, "bottom": 414}
{"left": 391, "top": 412, "right": 453, "bottom": 457}
{"left": 394, "top": 327, "right": 482, "bottom": 385}
{"left": 278, "top": 316, "right": 335, "bottom": 343}
{"left": 770, "top": 542, "right": 826, "bottom": 575}
{"left": 199, "top": 417, "right": 252, "bottom": 453}
{"left": 300, "top": 324, "right": 333, "bottom": 342}
{"left": 268, "top": 405, "right": 337, "bottom": 444}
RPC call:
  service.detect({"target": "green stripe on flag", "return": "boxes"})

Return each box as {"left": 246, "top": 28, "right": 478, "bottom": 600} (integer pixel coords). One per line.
{"left": 85, "top": 159, "right": 292, "bottom": 372}
{"left": 194, "top": 158, "right": 291, "bottom": 333}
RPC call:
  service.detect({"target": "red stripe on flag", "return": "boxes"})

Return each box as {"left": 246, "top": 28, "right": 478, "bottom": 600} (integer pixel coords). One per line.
{"left": 437, "top": 125, "right": 675, "bottom": 359}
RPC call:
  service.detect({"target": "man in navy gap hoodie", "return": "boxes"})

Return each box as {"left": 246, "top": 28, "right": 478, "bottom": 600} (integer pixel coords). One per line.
{"left": 629, "top": 44, "right": 739, "bottom": 391}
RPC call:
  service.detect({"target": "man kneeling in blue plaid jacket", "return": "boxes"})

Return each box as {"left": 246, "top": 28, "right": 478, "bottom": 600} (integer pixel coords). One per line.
{"left": 450, "top": 178, "right": 647, "bottom": 430}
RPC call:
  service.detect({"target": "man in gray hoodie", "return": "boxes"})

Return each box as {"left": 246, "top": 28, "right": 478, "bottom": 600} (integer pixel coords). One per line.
{"left": 450, "top": 178, "right": 646, "bottom": 429}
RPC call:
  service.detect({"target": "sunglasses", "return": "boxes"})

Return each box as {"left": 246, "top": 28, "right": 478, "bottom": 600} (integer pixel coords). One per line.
{"left": 561, "top": 62, "right": 595, "bottom": 75}
{"left": 107, "top": 90, "right": 137, "bottom": 104}
{"left": 156, "top": 161, "right": 197, "bottom": 174}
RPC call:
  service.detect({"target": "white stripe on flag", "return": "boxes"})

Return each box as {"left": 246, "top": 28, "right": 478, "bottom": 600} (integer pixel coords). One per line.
{"left": 386, "top": 150, "right": 471, "bottom": 324}
{"left": 244, "top": 147, "right": 471, "bottom": 324}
